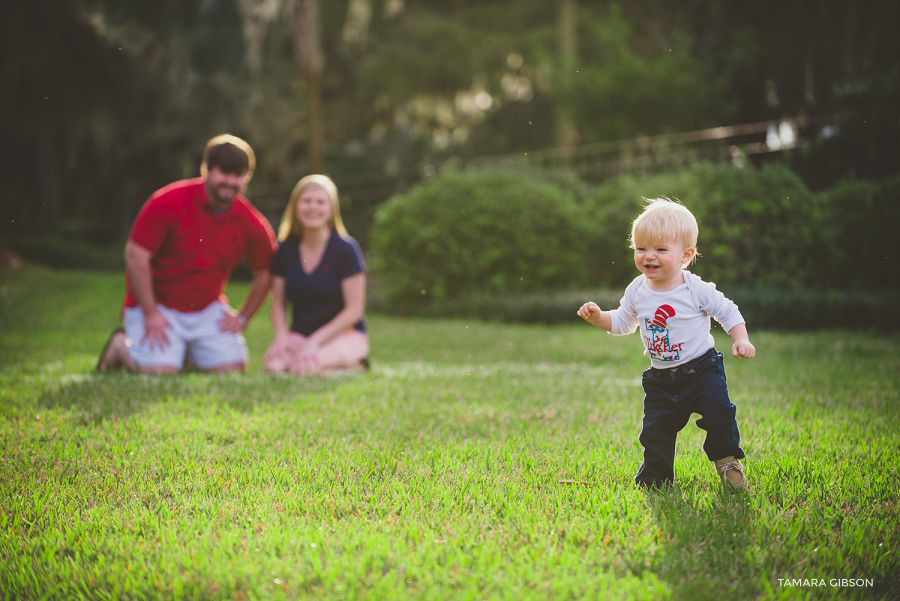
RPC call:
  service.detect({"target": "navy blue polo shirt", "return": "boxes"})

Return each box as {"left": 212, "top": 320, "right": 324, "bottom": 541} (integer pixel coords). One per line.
{"left": 270, "top": 232, "right": 366, "bottom": 336}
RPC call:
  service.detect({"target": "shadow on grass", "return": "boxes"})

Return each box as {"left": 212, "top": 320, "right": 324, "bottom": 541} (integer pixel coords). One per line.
{"left": 643, "top": 482, "right": 765, "bottom": 601}
{"left": 37, "top": 372, "right": 346, "bottom": 423}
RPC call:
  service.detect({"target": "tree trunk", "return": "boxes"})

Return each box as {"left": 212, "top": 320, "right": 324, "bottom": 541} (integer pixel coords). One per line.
{"left": 342, "top": 0, "right": 373, "bottom": 51}
{"left": 37, "top": 105, "right": 59, "bottom": 234}
{"left": 305, "top": 70, "right": 324, "bottom": 174}
{"left": 841, "top": 2, "right": 858, "bottom": 79}
{"left": 237, "top": 0, "right": 285, "bottom": 76}
{"left": 555, "top": 0, "right": 579, "bottom": 159}
{"left": 293, "top": 0, "right": 324, "bottom": 173}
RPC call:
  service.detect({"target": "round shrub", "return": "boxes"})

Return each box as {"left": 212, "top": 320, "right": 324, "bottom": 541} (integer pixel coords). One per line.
{"left": 584, "top": 162, "right": 823, "bottom": 290}
{"left": 818, "top": 175, "right": 900, "bottom": 291}
{"left": 580, "top": 175, "right": 651, "bottom": 288}
{"left": 370, "top": 166, "right": 592, "bottom": 309}
{"left": 678, "top": 163, "right": 822, "bottom": 290}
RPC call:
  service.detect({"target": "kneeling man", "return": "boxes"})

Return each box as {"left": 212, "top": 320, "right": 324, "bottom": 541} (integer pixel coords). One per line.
{"left": 98, "top": 134, "right": 277, "bottom": 373}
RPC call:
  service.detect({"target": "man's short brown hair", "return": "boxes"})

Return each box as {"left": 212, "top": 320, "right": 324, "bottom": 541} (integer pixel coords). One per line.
{"left": 200, "top": 134, "right": 255, "bottom": 180}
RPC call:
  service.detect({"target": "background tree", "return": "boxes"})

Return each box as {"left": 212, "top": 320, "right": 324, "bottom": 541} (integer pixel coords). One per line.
{"left": 1, "top": 0, "right": 897, "bottom": 253}
{"left": 555, "top": 0, "right": 580, "bottom": 157}
{"left": 293, "top": 0, "right": 324, "bottom": 174}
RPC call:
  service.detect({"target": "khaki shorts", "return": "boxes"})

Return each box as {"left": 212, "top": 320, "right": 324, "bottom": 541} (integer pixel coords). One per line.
{"left": 123, "top": 301, "right": 247, "bottom": 370}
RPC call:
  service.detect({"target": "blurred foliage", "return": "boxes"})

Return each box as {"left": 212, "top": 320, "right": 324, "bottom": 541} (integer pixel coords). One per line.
{"left": 0, "top": 235, "right": 125, "bottom": 272}
{"left": 570, "top": 5, "right": 731, "bottom": 140}
{"left": 2, "top": 0, "right": 897, "bottom": 249}
{"left": 371, "top": 164, "right": 900, "bottom": 314}
{"left": 727, "top": 288, "right": 900, "bottom": 331}
{"left": 584, "top": 163, "right": 822, "bottom": 290}
{"left": 817, "top": 175, "right": 900, "bottom": 291}
{"left": 368, "top": 285, "right": 900, "bottom": 331}
{"left": 585, "top": 166, "right": 900, "bottom": 292}
{"left": 370, "top": 165, "right": 593, "bottom": 309}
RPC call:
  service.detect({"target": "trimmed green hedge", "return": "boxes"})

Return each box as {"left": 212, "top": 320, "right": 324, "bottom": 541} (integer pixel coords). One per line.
{"left": 1, "top": 236, "right": 125, "bottom": 271}
{"left": 585, "top": 165, "right": 900, "bottom": 292}
{"left": 370, "top": 166, "right": 593, "bottom": 311}
{"left": 817, "top": 176, "right": 900, "bottom": 291}
{"left": 369, "top": 162, "right": 898, "bottom": 329}
{"left": 583, "top": 163, "right": 824, "bottom": 290}
{"left": 369, "top": 287, "right": 900, "bottom": 331}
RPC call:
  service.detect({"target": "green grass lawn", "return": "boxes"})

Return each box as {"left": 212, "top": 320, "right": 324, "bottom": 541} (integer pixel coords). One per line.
{"left": 1, "top": 267, "right": 898, "bottom": 600}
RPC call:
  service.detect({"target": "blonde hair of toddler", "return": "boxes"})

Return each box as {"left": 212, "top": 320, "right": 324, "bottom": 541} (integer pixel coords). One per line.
{"left": 630, "top": 198, "right": 699, "bottom": 265}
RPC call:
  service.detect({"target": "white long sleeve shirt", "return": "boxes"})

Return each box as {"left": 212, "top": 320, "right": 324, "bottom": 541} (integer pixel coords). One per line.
{"left": 607, "top": 271, "right": 745, "bottom": 369}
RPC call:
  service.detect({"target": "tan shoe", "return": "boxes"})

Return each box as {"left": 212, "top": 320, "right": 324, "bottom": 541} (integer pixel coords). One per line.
{"left": 714, "top": 456, "right": 749, "bottom": 491}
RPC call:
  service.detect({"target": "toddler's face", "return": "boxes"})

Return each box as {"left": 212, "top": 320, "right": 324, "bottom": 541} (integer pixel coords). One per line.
{"left": 633, "top": 237, "right": 695, "bottom": 291}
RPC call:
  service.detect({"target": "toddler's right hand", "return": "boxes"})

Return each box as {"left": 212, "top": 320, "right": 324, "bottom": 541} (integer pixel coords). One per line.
{"left": 577, "top": 302, "right": 603, "bottom": 327}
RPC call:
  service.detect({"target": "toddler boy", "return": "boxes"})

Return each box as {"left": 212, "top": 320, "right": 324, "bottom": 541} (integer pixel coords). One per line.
{"left": 577, "top": 198, "right": 755, "bottom": 490}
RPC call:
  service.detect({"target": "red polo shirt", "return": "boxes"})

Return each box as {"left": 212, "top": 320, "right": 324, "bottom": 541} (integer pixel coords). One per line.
{"left": 124, "top": 178, "right": 277, "bottom": 312}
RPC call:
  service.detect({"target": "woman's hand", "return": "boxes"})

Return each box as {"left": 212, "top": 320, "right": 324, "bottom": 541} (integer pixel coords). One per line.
{"left": 290, "top": 339, "right": 321, "bottom": 375}
{"left": 264, "top": 334, "right": 292, "bottom": 363}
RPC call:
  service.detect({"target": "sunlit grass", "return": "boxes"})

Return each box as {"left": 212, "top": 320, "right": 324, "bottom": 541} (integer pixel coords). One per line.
{"left": 1, "top": 267, "right": 898, "bottom": 600}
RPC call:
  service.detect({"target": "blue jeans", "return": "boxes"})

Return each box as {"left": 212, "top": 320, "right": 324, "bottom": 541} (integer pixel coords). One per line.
{"left": 635, "top": 348, "right": 744, "bottom": 488}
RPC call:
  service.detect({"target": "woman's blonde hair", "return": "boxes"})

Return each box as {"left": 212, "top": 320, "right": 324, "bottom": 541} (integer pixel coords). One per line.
{"left": 277, "top": 174, "right": 349, "bottom": 241}
{"left": 630, "top": 198, "right": 699, "bottom": 264}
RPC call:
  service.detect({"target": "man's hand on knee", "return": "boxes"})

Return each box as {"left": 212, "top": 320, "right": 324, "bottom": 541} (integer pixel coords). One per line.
{"left": 217, "top": 308, "right": 246, "bottom": 333}
{"left": 142, "top": 310, "right": 172, "bottom": 350}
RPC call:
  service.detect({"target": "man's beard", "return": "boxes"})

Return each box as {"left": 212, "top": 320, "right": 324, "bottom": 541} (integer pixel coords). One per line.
{"left": 208, "top": 184, "right": 239, "bottom": 207}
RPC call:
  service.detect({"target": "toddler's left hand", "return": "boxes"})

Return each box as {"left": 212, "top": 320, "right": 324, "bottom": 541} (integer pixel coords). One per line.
{"left": 732, "top": 339, "right": 755, "bottom": 359}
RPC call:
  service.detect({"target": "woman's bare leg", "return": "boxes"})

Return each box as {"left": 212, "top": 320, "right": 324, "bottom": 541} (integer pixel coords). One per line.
{"left": 315, "top": 330, "right": 369, "bottom": 375}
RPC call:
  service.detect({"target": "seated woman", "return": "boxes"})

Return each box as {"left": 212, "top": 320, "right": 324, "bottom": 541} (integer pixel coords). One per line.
{"left": 263, "top": 175, "right": 369, "bottom": 375}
